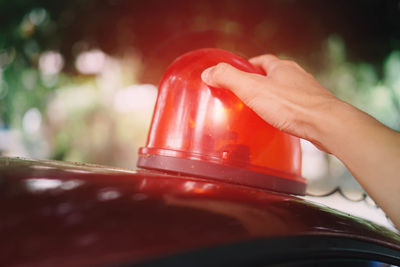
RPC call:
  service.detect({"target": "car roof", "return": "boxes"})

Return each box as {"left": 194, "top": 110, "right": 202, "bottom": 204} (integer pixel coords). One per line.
{"left": 1, "top": 157, "right": 400, "bottom": 266}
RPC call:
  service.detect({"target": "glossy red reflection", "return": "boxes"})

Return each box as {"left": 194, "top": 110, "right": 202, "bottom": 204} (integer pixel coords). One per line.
{"left": 138, "top": 48, "right": 306, "bottom": 195}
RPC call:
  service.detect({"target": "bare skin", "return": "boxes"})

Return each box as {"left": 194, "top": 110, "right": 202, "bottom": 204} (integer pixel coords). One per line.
{"left": 201, "top": 55, "right": 400, "bottom": 230}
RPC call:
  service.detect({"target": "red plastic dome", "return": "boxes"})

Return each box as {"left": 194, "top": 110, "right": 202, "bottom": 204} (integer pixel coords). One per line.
{"left": 137, "top": 48, "right": 306, "bottom": 195}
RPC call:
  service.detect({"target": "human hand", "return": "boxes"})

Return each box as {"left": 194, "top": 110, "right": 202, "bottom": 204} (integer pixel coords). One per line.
{"left": 201, "top": 54, "right": 341, "bottom": 151}
{"left": 203, "top": 54, "right": 400, "bottom": 230}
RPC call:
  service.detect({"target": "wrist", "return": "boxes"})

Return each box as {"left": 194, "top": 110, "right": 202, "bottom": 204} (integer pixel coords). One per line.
{"left": 307, "top": 97, "right": 352, "bottom": 154}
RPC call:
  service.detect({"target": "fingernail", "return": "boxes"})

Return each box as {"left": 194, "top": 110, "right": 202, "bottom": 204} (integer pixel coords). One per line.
{"left": 201, "top": 67, "right": 213, "bottom": 85}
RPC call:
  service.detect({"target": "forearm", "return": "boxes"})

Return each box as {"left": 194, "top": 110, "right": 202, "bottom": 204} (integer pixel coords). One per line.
{"left": 313, "top": 100, "right": 400, "bottom": 229}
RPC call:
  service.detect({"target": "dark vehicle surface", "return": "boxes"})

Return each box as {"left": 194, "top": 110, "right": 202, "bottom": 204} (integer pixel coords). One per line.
{"left": 1, "top": 157, "right": 400, "bottom": 266}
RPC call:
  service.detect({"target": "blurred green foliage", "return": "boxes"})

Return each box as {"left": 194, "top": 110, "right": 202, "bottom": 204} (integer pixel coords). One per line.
{"left": 318, "top": 35, "right": 400, "bottom": 130}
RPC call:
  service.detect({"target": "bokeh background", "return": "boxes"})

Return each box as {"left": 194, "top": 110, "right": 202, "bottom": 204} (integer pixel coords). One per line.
{"left": 1, "top": 0, "right": 400, "bottom": 229}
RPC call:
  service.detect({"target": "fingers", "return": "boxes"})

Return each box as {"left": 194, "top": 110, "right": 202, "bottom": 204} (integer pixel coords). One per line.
{"left": 202, "top": 62, "right": 262, "bottom": 90}
{"left": 249, "top": 54, "right": 280, "bottom": 73}
{"left": 250, "top": 54, "right": 302, "bottom": 73}
{"left": 201, "top": 62, "right": 265, "bottom": 104}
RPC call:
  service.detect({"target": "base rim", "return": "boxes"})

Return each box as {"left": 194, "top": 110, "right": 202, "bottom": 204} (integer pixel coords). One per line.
{"left": 137, "top": 153, "right": 306, "bottom": 195}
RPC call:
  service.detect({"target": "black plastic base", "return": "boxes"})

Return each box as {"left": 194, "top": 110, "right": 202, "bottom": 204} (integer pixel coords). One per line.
{"left": 137, "top": 153, "right": 306, "bottom": 195}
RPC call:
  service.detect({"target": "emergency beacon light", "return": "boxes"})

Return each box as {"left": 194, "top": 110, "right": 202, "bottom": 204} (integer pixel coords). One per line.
{"left": 137, "top": 48, "right": 306, "bottom": 195}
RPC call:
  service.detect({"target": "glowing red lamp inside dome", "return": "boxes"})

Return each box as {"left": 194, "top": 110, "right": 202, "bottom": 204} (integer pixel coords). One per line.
{"left": 137, "top": 48, "right": 306, "bottom": 195}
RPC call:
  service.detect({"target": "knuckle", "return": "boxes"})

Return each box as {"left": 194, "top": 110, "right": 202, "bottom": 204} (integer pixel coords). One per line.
{"left": 282, "top": 59, "right": 302, "bottom": 69}
{"left": 213, "top": 62, "right": 231, "bottom": 78}
{"left": 260, "top": 54, "right": 279, "bottom": 61}
{"left": 252, "top": 54, "right": 276, "bottom": 63}
{"left": 268, "top": 61, "right": 281, "bottom": 72}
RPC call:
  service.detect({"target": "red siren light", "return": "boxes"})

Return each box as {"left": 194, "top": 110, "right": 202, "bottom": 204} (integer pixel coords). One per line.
{"left": 137, "top": 48, "right": 306, "bottom": 195}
